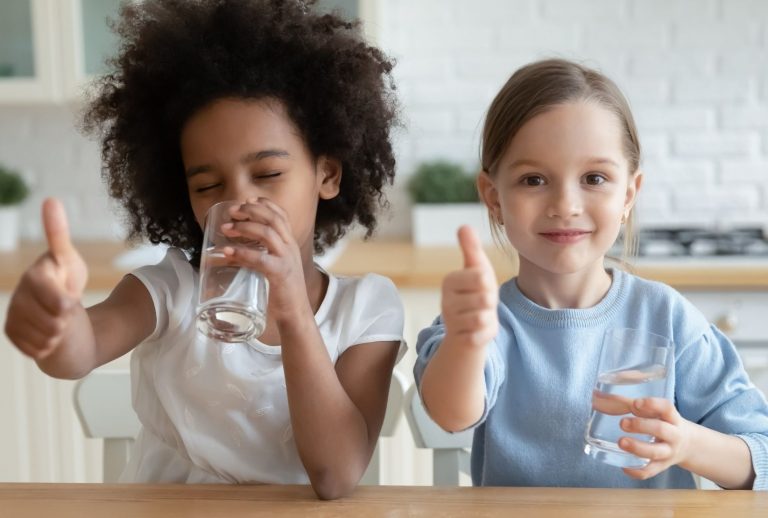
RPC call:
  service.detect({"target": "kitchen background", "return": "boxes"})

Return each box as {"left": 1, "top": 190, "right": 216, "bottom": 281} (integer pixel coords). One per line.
{"left": 1, "top": 0, "right": 768, "bottom": 486}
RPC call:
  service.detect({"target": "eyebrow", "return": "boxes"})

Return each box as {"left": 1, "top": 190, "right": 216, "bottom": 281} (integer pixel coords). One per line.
{"left": 507, "top": 157, "right": 620, "bottom": 170}
{"left": 185, "top": 149, "right": 291, "bottom": 178}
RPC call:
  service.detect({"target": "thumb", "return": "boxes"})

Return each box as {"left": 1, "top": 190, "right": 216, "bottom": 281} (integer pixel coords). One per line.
{"left": 42, "top": 197, "right": 74, "bottom": 261}
{"left": 458, "top": 225, "right": 491, "bottom": 270}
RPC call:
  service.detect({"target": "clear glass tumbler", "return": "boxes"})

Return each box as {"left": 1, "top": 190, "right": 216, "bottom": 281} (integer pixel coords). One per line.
{"left": 196, "top": 201, "right": 268, "bottom": 342}
{"left": 584, "top": 327, "right": 674, "bottom": 468}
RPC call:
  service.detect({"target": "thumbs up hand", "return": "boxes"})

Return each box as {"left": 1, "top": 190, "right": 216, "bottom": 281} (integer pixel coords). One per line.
{"left": 4, "top": 198, "right": 88, "bottom": 359}
{"left": 441, "top": 225, "right": 499, "bottom": 349}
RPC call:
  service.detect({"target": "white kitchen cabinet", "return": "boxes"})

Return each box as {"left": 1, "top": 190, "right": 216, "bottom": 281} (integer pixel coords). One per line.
{"left": 680, "top": 289, "right": 768, "bottom": 398}
{"left": 0, "top": 291, "right": 129, "bottom": 482}
{"left": 0, "top": 0, "right": 375, "bottom": 105}
{"left": 0, "top": 0, "right": 122, "bottom": 104}
{"left": 0, "top": 0, "right": 60, "bottom": 102}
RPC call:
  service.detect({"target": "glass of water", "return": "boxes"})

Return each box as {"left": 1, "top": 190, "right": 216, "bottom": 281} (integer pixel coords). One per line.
{"left": 196, "top": 201, "right": 268, "bottom": 342}
{"left": 584, "top": 328, "right": 674, "bottom": 468}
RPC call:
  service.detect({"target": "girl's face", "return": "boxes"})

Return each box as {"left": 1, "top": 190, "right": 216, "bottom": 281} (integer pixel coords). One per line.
{"left": 180, "top": 98, "right": 341, "bottom": 255}
{"left": 479, "top": 100, "right": 642, "bottom": 277}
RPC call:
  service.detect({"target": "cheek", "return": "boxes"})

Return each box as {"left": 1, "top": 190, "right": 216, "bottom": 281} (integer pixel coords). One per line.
{"left": 189, "top": 203, "right": 207, "bottom": 231}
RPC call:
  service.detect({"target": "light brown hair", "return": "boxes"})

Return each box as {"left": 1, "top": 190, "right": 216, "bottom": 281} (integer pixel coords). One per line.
{"left": 480, "top": 58, "right": 641, "bottom": 258}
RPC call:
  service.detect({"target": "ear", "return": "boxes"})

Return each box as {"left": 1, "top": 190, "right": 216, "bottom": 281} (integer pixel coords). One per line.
{"left": 316, "top": 156, "right": 342, "bottom": 200}
{"left": 624, "top": 168, "right": 644, "bottom": 213}
{"left": 477, "top": 170, "right": 501, "bottom": 223}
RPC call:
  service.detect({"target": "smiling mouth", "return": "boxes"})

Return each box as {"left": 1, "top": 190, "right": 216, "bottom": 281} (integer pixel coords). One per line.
{"left": 540, "top": 230, "right": 591, "bottom": 243}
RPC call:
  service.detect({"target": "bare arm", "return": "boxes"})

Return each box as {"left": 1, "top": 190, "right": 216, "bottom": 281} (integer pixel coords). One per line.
{"left": 419, "top": 226, "right": 499, "bottom": 432}
{"left": 34, "top": 274, "right": 155, "bottom": 378}
{"left": 681, "top": 424, "right": 755, "bottom": 489}
{"left": 4, "top": 198, "right": 155, "bottom": 379}
{"left": 278, "top": 305, "right": 399, "bottom": 499}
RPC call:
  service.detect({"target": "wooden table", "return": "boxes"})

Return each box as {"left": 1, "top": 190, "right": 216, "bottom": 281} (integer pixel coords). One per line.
{"left": 1, "top": 484, "right": 766, "bottom": 518}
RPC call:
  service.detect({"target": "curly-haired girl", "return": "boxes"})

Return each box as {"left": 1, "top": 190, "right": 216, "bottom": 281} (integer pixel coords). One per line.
{"left": 4, "top": 0, "right": 404, "bottom": 499}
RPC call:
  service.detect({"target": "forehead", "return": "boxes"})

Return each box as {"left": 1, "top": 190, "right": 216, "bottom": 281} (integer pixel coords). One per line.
{"left": 503, "top": 101, "right": 626, "bottom": 165}
{"left": 180, "top": 97, "right": 304, "bottom": 150}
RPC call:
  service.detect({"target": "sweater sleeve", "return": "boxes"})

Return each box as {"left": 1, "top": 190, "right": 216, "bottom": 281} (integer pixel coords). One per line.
{"left": 413, "top": 315, "right": 506, "bottom": 430}
{"left": 674, "top": 324, "right": 768, "bottom": 490}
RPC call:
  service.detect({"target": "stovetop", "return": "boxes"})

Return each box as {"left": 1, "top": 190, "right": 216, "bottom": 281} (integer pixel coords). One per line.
{"left": 608, "top": 227, "right": 768, "bottom": 265}
{"left": 637, "top": 227, "right": 768, "bottom": 258}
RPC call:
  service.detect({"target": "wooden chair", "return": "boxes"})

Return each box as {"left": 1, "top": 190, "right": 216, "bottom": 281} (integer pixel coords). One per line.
{"left": 73, "top": 369, "right": 140, "bottom": 482}
{"left": 403, "top": 385, "right": 473, "bottom": 486}
{"left": 359, "top": 369, "right": 410, "bottom": 485}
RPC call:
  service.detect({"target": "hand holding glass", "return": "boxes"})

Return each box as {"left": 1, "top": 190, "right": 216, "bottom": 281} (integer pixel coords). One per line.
{"left": 196, "top": 201, "right": 268, "bottom": 342}
{"left": 584, "top": 328, "right": 674, "bottom": 468}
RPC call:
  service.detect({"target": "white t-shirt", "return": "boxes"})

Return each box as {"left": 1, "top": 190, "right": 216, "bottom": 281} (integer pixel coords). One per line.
{"left": 120, "top": 248, "right": 406, "bottom": 483}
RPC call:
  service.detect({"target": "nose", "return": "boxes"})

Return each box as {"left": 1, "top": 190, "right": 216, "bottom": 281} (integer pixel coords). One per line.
{"left": 547, "top": 184, "right": 583, "bottom": 219}
{"left": 222, "top": 175, "right": 259, "bottom": 204}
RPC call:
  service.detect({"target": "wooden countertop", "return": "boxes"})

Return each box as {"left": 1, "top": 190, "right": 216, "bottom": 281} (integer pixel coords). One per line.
{"left": 1, "top": 240, "right": 768, "bottom": 292}
{"left": 0, "top": 241, "right": 129, "bottom": 292}
{"left": 2, "top": 484, "right": 766, "bottom": 517}
{"left": 331, "top": 240, "right": 768, "bottom": 290}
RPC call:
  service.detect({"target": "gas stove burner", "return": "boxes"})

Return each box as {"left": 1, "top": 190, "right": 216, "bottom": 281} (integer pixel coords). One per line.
{"left": 636, "top": 227, "right": 768, "bottom": 258}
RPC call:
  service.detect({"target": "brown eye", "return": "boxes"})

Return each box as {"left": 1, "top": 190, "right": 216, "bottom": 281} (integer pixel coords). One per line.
{"left": 585, "top": 173, "right": 606, "bottom": 185}
{"left": 523, "top": 175, "right": 544, "bottom": 186}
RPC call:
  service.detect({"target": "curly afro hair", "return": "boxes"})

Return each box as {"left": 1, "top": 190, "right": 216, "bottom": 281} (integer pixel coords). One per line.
{"left": 83, "top": 0, "right": 399, "bottom": 265}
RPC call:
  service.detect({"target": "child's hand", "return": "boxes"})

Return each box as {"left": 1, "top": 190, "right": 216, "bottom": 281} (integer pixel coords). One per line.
{"left": 441, "top": 225, "right": 499, "bottom": 348}
{"left": 5, "top": 198, "right": 88, "bottom": 359}
{"left": 221, "top": 197, "right": 307, "bottom": 322}
{"left": 617, "top": 397, "right": 695, "bottom": 480}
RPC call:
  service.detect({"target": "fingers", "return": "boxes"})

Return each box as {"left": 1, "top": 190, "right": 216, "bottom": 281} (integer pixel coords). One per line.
{"left": 592, "top": 391, "right": 634, "bottom": 416}
{"left": 42, "top": 197, "right": 73, "bottom": 262}
{"left": 622, "top": 462, "right": 665, "bottom": 481}
{"left": 619, "top": 436, "right": 674, "bottom": 465}
{"left": 615, "top": 400, "right": 683, "bottom": 480}
{"left": 440, "top": 227, "right": 499, "bottom": 347}
{"left": 458, "top": 225, "right": 492, "bottom": 271}
{"left": 442, "top": 290, "right": 498, "bottom": 315}
{"left": 629, "top": 398, "right": 680, "bottom": 424}
{"left": 227, "top": 198, "right": 292, "bottom": 245}
{"left": 5, "top": 282, "right": 72, "bottom": 359}
{"left": 24, "top": 266, "right": 75, "bottom": 315}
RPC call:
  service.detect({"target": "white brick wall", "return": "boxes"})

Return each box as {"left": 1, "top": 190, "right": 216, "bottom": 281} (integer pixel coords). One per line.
{"left": 377, "top": 0, "right": 768, "bottom": 233}
{"left": 1, "top": 0, "right": 768, "bottom": 240}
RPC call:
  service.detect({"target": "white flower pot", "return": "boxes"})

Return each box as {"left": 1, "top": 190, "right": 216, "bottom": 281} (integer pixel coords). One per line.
{"left": 0, "top": 206, "right": 19, "bottom": 252}
{"left": 411, "top": 203, "right": 494, "bottom": 246}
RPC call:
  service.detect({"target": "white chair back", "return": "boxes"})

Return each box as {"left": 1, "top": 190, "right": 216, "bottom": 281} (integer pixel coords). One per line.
{"left": 74, "top": 368, "right": 415, "bottom": 485}
{"left": 404, "top": 385, "right": 472, "bottom": 486}
{"left": 359, "top": 369, "right": 410, "bottom": 485}
{"left": 73, "top": 369, "right": 140, "bottom": 482}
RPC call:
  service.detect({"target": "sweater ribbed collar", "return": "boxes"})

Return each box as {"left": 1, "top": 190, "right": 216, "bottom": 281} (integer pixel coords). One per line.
{"left": 501, "top": 268, "right": 628, "bottom": 329}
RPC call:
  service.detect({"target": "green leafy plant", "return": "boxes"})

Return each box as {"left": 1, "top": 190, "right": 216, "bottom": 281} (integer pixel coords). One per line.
{"left": 0, "top": 164, "right": 29, "bottom": 206}
{"left": 407, "top": 160, "right": 479, "bottom": 204}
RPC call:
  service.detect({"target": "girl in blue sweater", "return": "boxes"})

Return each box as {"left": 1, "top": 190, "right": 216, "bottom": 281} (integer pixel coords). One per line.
{"left": 414, "top": 58, "right": 768, "bottom": 489}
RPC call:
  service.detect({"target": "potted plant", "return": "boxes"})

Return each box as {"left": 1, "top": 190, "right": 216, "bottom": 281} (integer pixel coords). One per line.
{"left": 0, "top": 164, "right": 30, "bottom": 251}
{"left": 407, "top": 160, "right": 492, "bottom": 246}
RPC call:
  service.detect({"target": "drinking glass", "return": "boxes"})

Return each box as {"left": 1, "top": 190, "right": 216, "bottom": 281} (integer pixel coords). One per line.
{"left": 584, "top": 328, "right": 674, "bottom": 468}
{"left": 196, "top": 201, "right": 268, "bottom": 342}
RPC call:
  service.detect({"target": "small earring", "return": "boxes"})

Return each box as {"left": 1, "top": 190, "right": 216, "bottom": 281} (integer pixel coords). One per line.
{"left": 621, "top": 211, "right": 628, "bottom": 224}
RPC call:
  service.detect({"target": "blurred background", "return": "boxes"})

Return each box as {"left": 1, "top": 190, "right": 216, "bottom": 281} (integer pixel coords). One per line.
{"left": 1, "top": 0, "right": 768, "bottom": 240}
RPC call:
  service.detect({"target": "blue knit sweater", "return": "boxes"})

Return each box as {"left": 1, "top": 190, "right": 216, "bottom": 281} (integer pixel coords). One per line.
{"left": 414, "top": 269, "right": 768, "bottom": 489}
